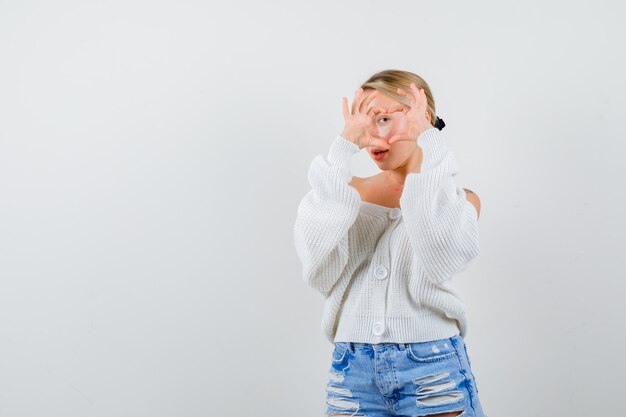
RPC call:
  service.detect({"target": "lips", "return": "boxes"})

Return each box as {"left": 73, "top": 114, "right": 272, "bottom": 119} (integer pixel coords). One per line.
{"left": 371, "top": 149, "right": 389, "bottom": 160}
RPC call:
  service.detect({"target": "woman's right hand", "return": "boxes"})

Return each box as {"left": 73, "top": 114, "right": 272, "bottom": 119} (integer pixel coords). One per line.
{"left": 341, "top": 88, "right": 391, "bottom": 151}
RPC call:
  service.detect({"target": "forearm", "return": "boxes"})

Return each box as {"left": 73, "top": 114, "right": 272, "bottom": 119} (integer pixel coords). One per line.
{"left": 293, "top": 134, "right": 362, "bottom": 294}
{"left": 399, "top": 128, "right": 480, "bottom": 283}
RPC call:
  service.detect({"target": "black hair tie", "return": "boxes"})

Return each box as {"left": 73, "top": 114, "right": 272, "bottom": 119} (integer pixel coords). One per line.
{"left": 434, "top": 116, "right": 446, "bottom": 130}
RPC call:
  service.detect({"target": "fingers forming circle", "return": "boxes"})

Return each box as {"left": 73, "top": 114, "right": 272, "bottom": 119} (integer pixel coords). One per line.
{"left": 360, "top": 89, "right": 378, "bottom": 114}
{"left": 342, "top": 97, "right": 349, "bottom": 120}
{"left": 353, "top": 87, "right": 366, "bottom": 114}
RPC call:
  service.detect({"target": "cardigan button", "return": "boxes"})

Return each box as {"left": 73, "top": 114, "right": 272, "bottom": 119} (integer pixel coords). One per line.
{"left": 372, "top": 322, "right": 385, "bottom": 336}
{"left": 374, "top": 266, "right": 388, "bottom": 279}
{"left": 389, "top": 208, "right": 401, "bottom": 220}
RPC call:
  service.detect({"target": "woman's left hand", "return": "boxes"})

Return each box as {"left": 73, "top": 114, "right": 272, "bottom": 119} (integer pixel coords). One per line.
{"left": 388, "top": 83, "right": 433, "bottom": 145}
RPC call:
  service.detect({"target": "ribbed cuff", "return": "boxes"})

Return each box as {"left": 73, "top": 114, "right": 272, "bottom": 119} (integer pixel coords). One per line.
{"left": 402, "top": 127, "right": 458, "bottom": 199}
{"left": 327, "top": 134, "right": 361, "bottom": 167}
{"left": 417, "top": 127, "right": 449, "bottom": 173}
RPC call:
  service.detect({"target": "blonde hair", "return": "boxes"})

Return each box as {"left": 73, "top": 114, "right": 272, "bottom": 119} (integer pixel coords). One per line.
{"left": 357, "top": 69, "right": 438, "bottom": 128}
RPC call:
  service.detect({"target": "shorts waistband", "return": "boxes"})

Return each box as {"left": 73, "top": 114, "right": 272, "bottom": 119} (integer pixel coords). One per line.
{"left": 336, "top": 334, "right": 462, "bottom": 353}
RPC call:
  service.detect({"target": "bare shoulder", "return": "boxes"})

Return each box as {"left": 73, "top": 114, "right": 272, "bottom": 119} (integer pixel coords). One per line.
{"left": 463, "top": 188, "right": 481, "bottom": 220}
{"left": 349, "top": 175, "right": 363, "bottom": 187}
{"left": 349, "top": 175, "right": 364, "bottom": 195}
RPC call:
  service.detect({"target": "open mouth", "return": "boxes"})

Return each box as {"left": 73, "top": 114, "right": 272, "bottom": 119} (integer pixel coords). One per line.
{"left": 372, "top": 149, "right": 389, "bottom": 160}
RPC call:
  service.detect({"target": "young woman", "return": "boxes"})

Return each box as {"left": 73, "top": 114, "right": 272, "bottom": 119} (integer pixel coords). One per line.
{"left": 294, "top": 69, "right": 486, "bottom": 417}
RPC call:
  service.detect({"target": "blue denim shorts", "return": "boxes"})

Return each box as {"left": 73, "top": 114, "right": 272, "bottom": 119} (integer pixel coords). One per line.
{"left": 326, "top": 334, "right": 487, "bottom": 417}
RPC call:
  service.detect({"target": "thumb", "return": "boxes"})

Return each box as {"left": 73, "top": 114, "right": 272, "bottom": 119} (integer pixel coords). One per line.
{"left": 370, "top": 135, "right": 391, "bottom": 151}
{"left": 388, "top": 132, "right": 412, "bottom": 145}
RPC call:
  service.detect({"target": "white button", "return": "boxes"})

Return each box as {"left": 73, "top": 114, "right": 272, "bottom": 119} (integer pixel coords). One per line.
{"left": 372, "top": 322, "right": 385, "bottom": 336}
{"left": 374, "top": 265, "right": 388, "bottom": 279}
{"left": 389, "top": 208, "right": 401, "bottom": 220}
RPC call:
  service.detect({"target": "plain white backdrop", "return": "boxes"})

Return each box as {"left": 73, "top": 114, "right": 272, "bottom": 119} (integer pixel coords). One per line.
{"left": 1, "top": 0, "right": 625, "bottom": 416}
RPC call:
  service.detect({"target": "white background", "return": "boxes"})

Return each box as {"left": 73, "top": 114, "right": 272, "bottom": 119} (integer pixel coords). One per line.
{"left": 1, "top": 1, "right": 625, "bottom": 416}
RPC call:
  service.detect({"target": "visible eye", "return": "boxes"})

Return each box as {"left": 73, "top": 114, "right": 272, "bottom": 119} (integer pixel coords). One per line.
{"left": 377, "top": 116, "right": 389, "bottom": 123}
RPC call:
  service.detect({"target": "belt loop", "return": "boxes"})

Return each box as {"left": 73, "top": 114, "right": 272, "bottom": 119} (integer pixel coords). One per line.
{"left": 399, "top": 343, "right": 406, "bottom": 350}
{"left": 450, "top": 336, "right": 458, "bottom": 347}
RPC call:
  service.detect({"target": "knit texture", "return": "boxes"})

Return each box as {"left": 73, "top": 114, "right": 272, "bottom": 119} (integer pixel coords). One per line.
{"left": 293, "top": 127, "right": 480, "bottom": 344}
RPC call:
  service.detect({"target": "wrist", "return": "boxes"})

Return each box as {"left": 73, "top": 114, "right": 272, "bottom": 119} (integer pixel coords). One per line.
{"left": 340, "top": 129, "right": 362, "bottom": 147}
{"left": 407, "top": 148, "right": 423, "bottom": 174}
{"left": 416, "top": 127, "right": 447, "bottom": 172}
{"left": 329, "top": 133, "right": 361, "bottom": 166}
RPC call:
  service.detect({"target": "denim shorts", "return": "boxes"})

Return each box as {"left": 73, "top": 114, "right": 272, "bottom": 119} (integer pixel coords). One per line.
{"left": 326, "top": 334, "right": 487, "bottom": 417}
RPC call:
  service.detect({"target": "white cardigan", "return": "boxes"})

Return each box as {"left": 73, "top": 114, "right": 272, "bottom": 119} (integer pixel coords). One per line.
{"left": 293, "top": 127, "right": 480, "bottom": 344}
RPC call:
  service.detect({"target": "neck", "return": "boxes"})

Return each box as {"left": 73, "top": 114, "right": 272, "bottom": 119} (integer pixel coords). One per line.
{"left": 381, "top": 148, "right": 423, "bottom": 184}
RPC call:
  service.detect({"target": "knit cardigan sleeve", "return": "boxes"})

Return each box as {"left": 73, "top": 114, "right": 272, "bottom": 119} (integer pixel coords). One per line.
{"left": 293, "top": 134, "right": 362, "bottom": 296}
{"left": 399, "top": 127, "right": 480, "bottom": 284}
